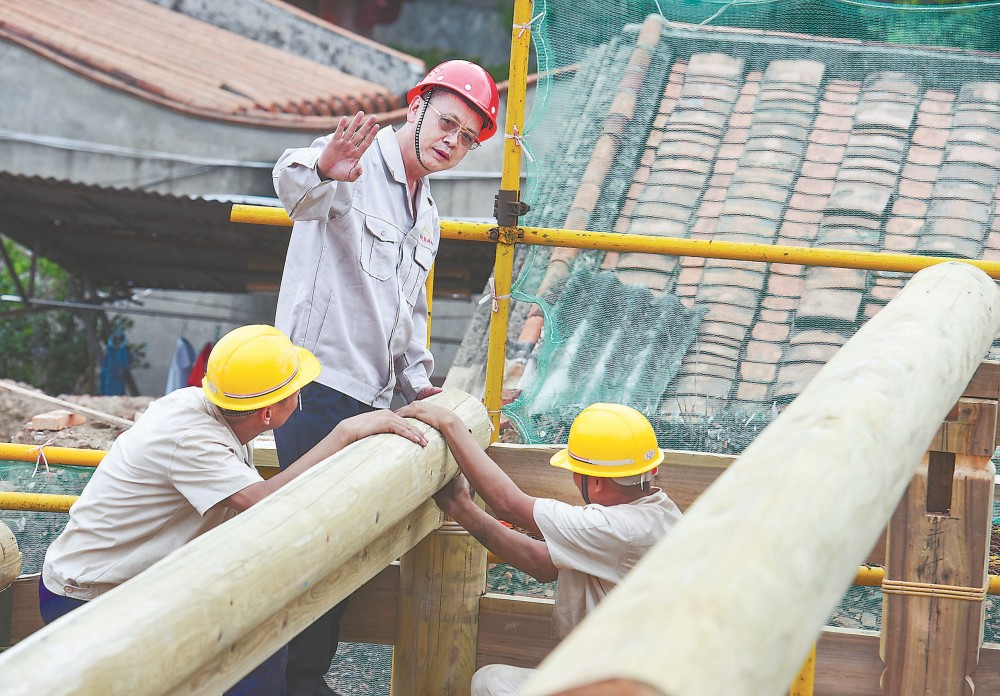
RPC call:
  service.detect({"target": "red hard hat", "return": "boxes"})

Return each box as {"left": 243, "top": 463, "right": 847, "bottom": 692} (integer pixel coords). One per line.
{"left": 407, "top": 60, "right": 499, "bottom": 143}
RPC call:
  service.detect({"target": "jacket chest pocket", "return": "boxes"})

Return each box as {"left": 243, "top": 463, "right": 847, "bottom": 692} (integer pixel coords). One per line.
{"left": 401, "top": 240, "right": 435, "bottom": 306}
{"left": 361, "top": 217, "right": 399, "bottom": 281}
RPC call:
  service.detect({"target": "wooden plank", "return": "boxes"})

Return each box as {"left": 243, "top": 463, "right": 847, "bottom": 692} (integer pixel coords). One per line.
{"left": 930, "top": 398, "right": 998, "bottom": 456}
{"left": 339, "top": 564, "right": 399, "bottom": 645}
{"left": 961, "top": 360, "right": 1000, "bottom": 401}
{"left": 476, "top": 593, "right": 558, "bottom": 670}
{"left": 815, "top": 629, "right": 882, "bottom": 696}
{"left": 475, "top": 595, "right": 1000, "bottom": 696}
{"left": 9, "top": 573, "right": 42, "bottom": 644}
{"left": 816, "top": 630, "right": 1000, "bottom": 695}
{"left": 487, "top": 443, "right": 733, "bottom": 511}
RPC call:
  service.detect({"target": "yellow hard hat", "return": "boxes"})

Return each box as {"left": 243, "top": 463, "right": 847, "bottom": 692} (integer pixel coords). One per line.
{"left": 550, "top": 403, "right": 664, "bottom": 478}
{"left": 202, "top": 325, "right": 321, "bottom": 411}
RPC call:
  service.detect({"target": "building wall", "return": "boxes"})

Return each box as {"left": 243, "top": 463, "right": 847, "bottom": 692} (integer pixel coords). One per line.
{"left": 372, "top": 0, "right": 513, "bottom": 70}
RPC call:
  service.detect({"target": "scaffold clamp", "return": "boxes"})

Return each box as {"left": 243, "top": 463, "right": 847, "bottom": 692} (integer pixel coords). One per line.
{"left": 494, "top": 189, "right": 530, "bottom": 228}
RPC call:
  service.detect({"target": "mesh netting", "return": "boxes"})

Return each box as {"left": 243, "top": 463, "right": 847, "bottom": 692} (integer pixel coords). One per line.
{"left": 0, "top": 461, "right": 92, "bottom": 575}
{"left": 488, "top": 0, "right": 1000, "bottom": 453}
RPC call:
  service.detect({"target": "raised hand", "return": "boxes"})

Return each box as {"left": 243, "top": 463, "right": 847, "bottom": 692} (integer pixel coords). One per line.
{"left": 316, "top": 112, "right": 379, "bottom": 182}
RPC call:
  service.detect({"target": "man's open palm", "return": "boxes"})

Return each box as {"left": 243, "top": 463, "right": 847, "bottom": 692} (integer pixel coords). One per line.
{"left": 316, "top": 112, "right": 379, "bottom": 182}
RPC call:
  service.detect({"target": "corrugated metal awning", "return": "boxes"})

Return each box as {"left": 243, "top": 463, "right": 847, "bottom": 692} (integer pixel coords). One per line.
{"left": 0, "top": 172, "right": 496, "bottom": 298}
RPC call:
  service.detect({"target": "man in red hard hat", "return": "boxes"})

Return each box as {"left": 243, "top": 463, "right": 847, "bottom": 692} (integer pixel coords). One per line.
{"left": 271, "top": 60, "right": 500, "bottom": 696}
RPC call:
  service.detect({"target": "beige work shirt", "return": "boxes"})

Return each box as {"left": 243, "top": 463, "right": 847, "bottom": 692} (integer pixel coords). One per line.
{"left": 533, "top": 489, "right": 683, "bottom": 638}
{"left": 42, "top": 388, "right": 261, "bottom": 600}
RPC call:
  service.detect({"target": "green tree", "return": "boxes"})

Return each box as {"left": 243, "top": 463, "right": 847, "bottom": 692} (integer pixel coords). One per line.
{"left": 0, "top": 239, "right": 92, "bottom": 395}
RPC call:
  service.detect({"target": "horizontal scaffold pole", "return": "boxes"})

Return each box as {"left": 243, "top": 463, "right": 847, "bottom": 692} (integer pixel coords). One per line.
{"left": 0, "top": 390, "right": 491, "bottom": 696}
{"left": 230, "top": 204, "right": 1000, "bottom": 279}
{"left": 519, "top": 262, "right": 1000, "bottom": 696}
{"left": 0, "top": 442, "right": 105, "bottom": 466}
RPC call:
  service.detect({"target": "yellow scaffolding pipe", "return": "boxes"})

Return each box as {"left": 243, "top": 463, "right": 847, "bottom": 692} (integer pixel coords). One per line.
{"left": 229, "top": 208, "right": 1000, "bottom": 281}
{"left": 789, "top": 644, "right": 816, "bottom": 696}
{"left": 0, "top": 442, "right": 105, "bottom": 466}
{"left": 481, "top": 0, "right": 534, "bottom": 439}
{"left": 0, "top": 492, "right": 78, "bottom": 513}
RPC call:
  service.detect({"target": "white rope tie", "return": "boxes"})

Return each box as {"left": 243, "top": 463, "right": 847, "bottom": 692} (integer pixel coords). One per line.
{"left": 513, "top": 12, "right": 544, "bottom": 37}
{"left": 504, "top": 124, "right": 534, "bottom": 163}
{"left": 478, "top": 277, "right": 511, "bottom": 313}
{"left": 30, "top": 439, "right": 55, "bottom": 479}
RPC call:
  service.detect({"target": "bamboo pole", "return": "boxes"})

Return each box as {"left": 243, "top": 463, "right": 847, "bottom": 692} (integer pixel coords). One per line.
{"left": 519, "top": 262, "right": 1000, "bottom": 696}
{"left": 0, "top": 389, "right": 490, "bottom": 696}
{"left": 229, "top": 208, "right": 1000, "bottom": 280}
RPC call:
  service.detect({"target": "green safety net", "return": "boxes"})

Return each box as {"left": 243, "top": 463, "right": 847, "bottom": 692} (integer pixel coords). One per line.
{"left": 0, "top": 462, "right": 92, "bottom": 575}
{"left": 480, "top": 0, "right": 1000, "bottom": 654}
{"left": 495, "top": 0, "right": 1000, "bottom": 453}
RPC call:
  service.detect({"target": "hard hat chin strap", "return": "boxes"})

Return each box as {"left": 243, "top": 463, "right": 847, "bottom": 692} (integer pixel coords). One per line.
{"left": 414, "top": 90, "right": 435, "bottom": 172}
{"left": 581, "top": 474, "right": 591, "bottom": 505}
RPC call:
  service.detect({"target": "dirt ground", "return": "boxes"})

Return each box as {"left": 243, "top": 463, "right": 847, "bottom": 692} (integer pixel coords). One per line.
{"left": 0, "top": 382, "right": 153, "bottom": 451}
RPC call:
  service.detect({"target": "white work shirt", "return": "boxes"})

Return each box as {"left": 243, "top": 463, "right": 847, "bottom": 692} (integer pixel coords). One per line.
{"left": 533, "top": 489, "right": 683, "bottom": 638}
{"left": 273, "top": 127, "right": 437, "bottom": 408}
{"left": 42, "top": 388, "right": 261, "bottom": 600}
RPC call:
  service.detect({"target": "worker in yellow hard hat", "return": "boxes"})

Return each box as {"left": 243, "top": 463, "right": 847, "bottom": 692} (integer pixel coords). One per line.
{"left": 40, "top": 325, "right": 427, "bottom": 696}
{"left": 396, "top": 401, "right": 684, "bottom": 696}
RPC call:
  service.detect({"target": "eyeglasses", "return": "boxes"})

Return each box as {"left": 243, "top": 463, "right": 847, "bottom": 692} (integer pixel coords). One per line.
{"left": 424, "top": 101, "right": 481, "bottom": 150}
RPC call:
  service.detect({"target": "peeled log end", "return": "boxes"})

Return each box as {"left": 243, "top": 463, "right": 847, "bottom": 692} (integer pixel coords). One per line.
{"left": 0, "top": 521, "right": 22, "bottom": 591}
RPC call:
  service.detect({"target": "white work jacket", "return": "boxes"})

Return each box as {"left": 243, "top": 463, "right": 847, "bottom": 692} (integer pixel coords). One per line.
{"left": 273, "top": 127, "right": 437, "bottom": 407}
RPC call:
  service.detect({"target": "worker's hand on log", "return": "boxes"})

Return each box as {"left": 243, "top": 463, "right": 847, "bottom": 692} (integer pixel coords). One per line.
{"left": 332, "top": 410, "right": 428, "bottom": 448}
{"left": 433, "top": 473, "right": 475, "bottom": 517}
{"left": 316, "top": 112, "right": 378, "bottom": 182}
{"left": 397, "top": 401, "right": 460, "bottom": 431}
{"left": 415, "top": 386, "right": 443, "bottom": 400}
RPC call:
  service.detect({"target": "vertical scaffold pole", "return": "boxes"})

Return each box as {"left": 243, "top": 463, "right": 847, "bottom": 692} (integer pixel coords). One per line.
{"left": 483, "top": 0, "right": 533, "bottom": 441}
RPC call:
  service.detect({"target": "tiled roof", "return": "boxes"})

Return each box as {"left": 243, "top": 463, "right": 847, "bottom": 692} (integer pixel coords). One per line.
{"left": 447, "top": 18, "right": 1000, "bottom": 444}
{"left": 0, "top": 0, "right": 405, "bottom": 128}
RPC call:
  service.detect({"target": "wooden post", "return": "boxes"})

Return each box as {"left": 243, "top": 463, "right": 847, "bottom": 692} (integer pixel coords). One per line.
{"left": 393, "top": 517, "right": 488, "bottom": 695}
{"left": 880, "top": 397, "right": 997, "bottom": 695}
{"left": 515, "top": 263, "right": 1000, "bottom": 696}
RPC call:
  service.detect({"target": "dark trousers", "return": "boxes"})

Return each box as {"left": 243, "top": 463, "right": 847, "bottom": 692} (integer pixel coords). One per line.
{"left": 274, "top": 382, "right": 374, "bottom": 696}
{"left": 38, "top": 579, "right": 287, "bottom": 695}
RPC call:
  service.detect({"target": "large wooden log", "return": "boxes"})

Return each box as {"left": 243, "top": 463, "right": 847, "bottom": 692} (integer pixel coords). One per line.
{"left": 519, "top": 262, "right": 1000, "bottom": 696}
{"left": 0, "top": 389, "right": 490, "bottom": 696}
{"left": 0, "top": 521, "right": 20, "bottom": 591}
